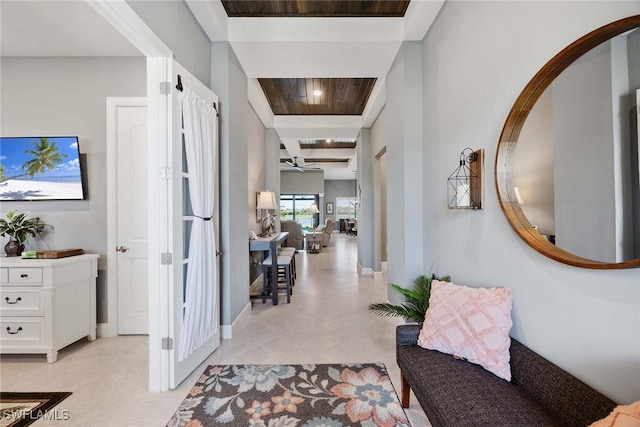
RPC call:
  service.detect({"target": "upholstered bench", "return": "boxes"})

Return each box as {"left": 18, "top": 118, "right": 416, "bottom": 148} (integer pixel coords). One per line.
{"left": 396, "top": 324, "right": 617, "bottom": 427}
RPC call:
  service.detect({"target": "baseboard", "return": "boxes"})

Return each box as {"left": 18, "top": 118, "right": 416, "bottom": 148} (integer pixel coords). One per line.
{"left": 373, "top": 271, "right": 385, "bottom": 279}
{"left": 97, "top": 323, "right": 117, "bottom": 338}
{"left": 221, "top": 301, "right": 251, "bottom": 340}
{"left": 381, "top": 261, "right": 388, "bottom": 273}
{"left": 357, "top": 263, "right": 374, "bottom": 276}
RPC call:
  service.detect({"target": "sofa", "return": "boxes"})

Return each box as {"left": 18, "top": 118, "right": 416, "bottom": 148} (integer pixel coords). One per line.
{"left": 280, "top": 220, "right": 303, "bottom": 250}
{"left": 396, "top": 324, "right": 616, "bottom": 427}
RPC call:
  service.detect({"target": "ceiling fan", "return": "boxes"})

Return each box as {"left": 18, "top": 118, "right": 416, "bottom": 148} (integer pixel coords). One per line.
{"left": 282, "top": 156, "right": 319, "bottom": 172}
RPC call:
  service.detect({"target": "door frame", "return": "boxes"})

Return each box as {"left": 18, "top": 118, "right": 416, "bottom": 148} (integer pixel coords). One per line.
{"left": 88, "top": 0, "right": 174, "bottom": 392}
{"left": 104, "top": 97, "right": 148, "bottom": 338}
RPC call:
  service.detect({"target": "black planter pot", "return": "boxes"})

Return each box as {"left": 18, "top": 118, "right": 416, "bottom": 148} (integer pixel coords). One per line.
{"left": 4, "top": 240, "right": 24, "bottom": 257}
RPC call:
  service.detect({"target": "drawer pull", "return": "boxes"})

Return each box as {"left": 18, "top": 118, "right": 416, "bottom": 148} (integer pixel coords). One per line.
{"left": 20, "top": 274, "right": 28, "bottom": 278}
{"left": 5, "top": 297, "right": 22, "bottom": 304}
{"left": 6, "top": 326, "right": 23, "bottom": 335}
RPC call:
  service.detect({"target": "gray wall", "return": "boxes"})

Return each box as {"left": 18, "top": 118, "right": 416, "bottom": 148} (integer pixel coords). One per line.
{"left": 0, "top": 57, "right": 146, "bottom": 323}
{"left": 514, "top": 89, "right": 555, "bottom": 235}
{"left": 323, "top": 179, "right": 356, "bottom": 230}
{"left": 247, "top": 103, "right": 266, "bottom": 283}
{"left": 419, "top": 0, "right": 640, "bottom": 402}
{"left": 127, "top": 0, "right": 211, "bottom": 86}
{"left": 211, "top": 42, "right": 250, "bottom": 326}
{"left": 247, "top": 103, "right": 266, "bottom": 236}
{"left": 553, "top": 42, "right": 617, "bottom": 262}
{"left": 280, "top": 170, "right": 324, "bottom": 195}
{"left": 368, "top": 41, "right": 424, "bottom": 290}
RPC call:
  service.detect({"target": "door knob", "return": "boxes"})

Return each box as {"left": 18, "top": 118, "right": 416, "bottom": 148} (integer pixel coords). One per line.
{"left": 116, "top": 246, "right": 129, "bottom": 253}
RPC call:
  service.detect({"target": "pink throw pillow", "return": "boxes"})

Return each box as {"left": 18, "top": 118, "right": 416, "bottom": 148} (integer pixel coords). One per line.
{"left": 590, "top": 401, "right": 640, "bottom": 427}
{"left": 417, "top": 280, "right": 513, "bottom": 381}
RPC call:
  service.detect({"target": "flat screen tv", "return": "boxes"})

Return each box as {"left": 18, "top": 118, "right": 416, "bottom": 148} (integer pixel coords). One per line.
{"left": 0, "top": 136, "right": 86, "bottom": 201}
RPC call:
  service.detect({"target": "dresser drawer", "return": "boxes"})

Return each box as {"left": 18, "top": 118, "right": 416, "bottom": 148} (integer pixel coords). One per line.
{"left": 0, "top": 268, "right": 7, "bottom": 283}
{"left": 8, "top": 268, "right": 43, "bottom": 284}
{"left": 0, "top": 317, "right": 44, "bottom": 344}
{"left": 0, "top": 290, "right": 43, "bottom": 316}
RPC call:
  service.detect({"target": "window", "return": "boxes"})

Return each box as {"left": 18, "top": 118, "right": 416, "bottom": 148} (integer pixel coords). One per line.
{"left": 336, "top": 197, "right": 357, "bottom": 220}
{"left": 280, "top": 194, "right": 319, "bottom": 230}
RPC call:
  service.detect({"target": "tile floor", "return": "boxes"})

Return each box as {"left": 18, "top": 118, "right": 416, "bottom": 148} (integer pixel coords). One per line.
{"left": 0, "top": 233, "right": 430, "bottom": 426}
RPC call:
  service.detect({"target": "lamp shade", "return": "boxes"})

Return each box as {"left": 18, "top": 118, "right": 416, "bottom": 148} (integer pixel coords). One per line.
{"left": 309, "top": 204, "right": 320, "bottom": 214}
{"left": 257, "top": 191, "right": 277, "bottom": 210}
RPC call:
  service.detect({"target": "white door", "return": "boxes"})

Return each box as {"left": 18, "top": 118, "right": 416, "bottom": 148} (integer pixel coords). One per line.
{"left": 168, "top": 60, "right": 220, "bottom": 388}
{"left": 116, "top": 103, "right": 149, "bottom": 335}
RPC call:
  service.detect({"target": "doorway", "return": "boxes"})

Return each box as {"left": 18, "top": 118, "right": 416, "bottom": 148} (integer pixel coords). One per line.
{"left": 107, "top": 98, "right": 149, "bottom": 335}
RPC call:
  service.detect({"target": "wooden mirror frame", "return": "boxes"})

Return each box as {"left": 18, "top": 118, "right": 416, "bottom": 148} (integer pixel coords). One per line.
{"left": 495, "top": 15, "right": 640, "bottom": 269}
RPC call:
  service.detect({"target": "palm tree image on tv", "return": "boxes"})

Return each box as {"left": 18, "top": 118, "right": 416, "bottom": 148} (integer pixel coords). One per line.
{"left": 0, "top": 138, "right": 67, "bottom": 183}
{"left": 0, "top": 136, "right": 84, "bottom": 200}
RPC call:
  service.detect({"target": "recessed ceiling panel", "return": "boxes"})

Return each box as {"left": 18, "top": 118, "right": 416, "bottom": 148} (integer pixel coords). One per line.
{"left": 221, "top": 1, "right": 410, "bottom": 17}
{"left": 259, "top": 78, "right": 376, "bottom": 115}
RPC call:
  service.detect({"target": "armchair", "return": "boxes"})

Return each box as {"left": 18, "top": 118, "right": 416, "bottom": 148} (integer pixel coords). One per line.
{"left": 320, "top": 218, "right": 335, "bottom": 246}
{"left": 280, "top": 220, "right": 303, "bottom": 249}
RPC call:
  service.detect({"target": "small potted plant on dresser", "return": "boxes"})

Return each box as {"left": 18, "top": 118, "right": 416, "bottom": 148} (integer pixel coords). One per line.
{"left": 0, "top": 211, "right": 50, "bottom": 256}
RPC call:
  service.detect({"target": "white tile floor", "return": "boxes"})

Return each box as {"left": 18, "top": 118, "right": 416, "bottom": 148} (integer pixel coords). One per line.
{"left": 0, "top": 233, "right": 430, "bottom": 426}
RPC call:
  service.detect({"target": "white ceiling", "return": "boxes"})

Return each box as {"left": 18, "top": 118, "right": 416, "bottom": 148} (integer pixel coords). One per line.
{"left": 188, "top": 0, "right": 444, "bottom": 180}
{"left": 0, "top": 1, "right": 141, "bottom": 57}
{"left": 0, "top": 0, "right": 444, "bottom": 181}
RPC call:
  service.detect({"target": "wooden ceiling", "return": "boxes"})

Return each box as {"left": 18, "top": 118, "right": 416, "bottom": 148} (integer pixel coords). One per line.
{"left": 221, "top": 1, "right": 410, "bottom": 17}
{"left": 259, "top": 78, "right": 376, "bottom": 115}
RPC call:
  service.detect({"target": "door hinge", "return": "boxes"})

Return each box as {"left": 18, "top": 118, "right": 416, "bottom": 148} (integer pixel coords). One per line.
{"left": 162, "top": 337, "right": 173, "bottom": 350}
{"left": 160, "top": 82, "right": 171, "bottom": 95}
{"left": 160, "top": 167, "right": 172, "bottom": 180}
{"left": 161, "top": 252, "right": 173, "bottom": 265}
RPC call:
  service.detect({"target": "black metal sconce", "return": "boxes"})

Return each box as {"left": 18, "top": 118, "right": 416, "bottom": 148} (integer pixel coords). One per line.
{"left": 448, "top": 148, "right": 484, "bottom": 209}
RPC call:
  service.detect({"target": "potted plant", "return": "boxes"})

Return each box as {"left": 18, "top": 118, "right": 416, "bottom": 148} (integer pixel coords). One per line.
{"left": 368, "top": 273, "right": 451, "bottom": 323}
{"left": 0, "top": 211, "right": 50, "bottom": 256}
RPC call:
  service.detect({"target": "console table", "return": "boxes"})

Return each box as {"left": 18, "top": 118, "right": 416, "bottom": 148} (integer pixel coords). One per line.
{"left": 249, "top": 232, "right": 288, "bottom": 305}
{"left": 0, "top": 254, "right": 99, "bottom": 362}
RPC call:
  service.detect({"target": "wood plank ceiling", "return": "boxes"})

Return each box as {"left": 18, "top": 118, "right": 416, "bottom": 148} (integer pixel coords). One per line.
{"left": 221, "top": 0, "right": 410, "bottom": 17}
{"left": 259, "top": 78, "right": 376, "bottom": 115}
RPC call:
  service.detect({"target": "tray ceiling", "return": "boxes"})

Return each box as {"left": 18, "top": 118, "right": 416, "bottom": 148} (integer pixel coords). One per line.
{"left": 259, "top": 78, "right": 376, "bottom": 115}
{"left": 221, "top": 0, "right": 410, "bottom": 17}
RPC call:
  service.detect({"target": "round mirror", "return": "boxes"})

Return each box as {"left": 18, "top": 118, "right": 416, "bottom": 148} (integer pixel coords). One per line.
{"left": 496, "top": 15, "right": 640, "bottom": 269}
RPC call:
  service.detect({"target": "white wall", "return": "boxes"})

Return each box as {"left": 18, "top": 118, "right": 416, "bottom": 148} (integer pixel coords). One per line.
{"left": 0, "top": 57, "right": 146, "bottom": 323}
{"left": 420, "top": 1, "right": 640, "bottom": 403}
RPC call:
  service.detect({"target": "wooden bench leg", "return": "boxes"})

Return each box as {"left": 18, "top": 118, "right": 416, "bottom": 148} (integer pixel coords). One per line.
{"left": 401, "top": 371, "right": 410, "bottom": 408}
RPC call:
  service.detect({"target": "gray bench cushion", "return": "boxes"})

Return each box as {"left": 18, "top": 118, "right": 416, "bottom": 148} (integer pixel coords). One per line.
{"left": 398, "top": 344, "right": 559, "bottom": 427}
{"left": 396, "top": 325, "right": 616, "bottom": 427}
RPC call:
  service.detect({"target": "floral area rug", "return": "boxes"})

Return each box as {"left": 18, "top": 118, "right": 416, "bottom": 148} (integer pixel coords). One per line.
{"left": 167, "top": 363, "right": 410, "bottom": 427}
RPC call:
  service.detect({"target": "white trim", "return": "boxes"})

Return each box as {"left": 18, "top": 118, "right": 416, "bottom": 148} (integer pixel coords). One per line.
{"left": 373, "top": 271, "right": 385, "bottom": 280}
{"left": 357, "top": 263, "right": 374, "bottom": 276}
{"left": 381, "top": 261, "right": 388, "bottom": 273}
{"left": 147, "top": 57, "right": 171, "bottom": 392}
{"left": 221, "top": 302, "right": 251, "bottom": 340}
{"left": 85, "top": 0, "right": 174, "bottom": 393}
{"left": 104, "top": 97, "right": 147, "bottom": 339}
{"left": 86, "top": 0, "right": 171, "bottom": 57}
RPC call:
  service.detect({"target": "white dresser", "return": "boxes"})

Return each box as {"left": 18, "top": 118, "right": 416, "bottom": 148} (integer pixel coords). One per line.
{"left": 0, "top": 254, "right": 99, "bottom": 362}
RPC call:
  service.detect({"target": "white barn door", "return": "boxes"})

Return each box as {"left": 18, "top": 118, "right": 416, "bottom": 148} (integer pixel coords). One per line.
{"left": 167, "top": 60, "right": 221, "bottom": 388}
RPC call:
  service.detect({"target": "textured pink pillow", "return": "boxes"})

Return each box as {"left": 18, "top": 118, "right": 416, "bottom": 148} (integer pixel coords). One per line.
{"left": 417, "top": 280, "right": 513, "bottom": 381}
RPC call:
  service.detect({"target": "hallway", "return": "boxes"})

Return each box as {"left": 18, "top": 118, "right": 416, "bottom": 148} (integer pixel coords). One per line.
{"left": 0, "top": 233, "right": 429, "bottom": 426}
